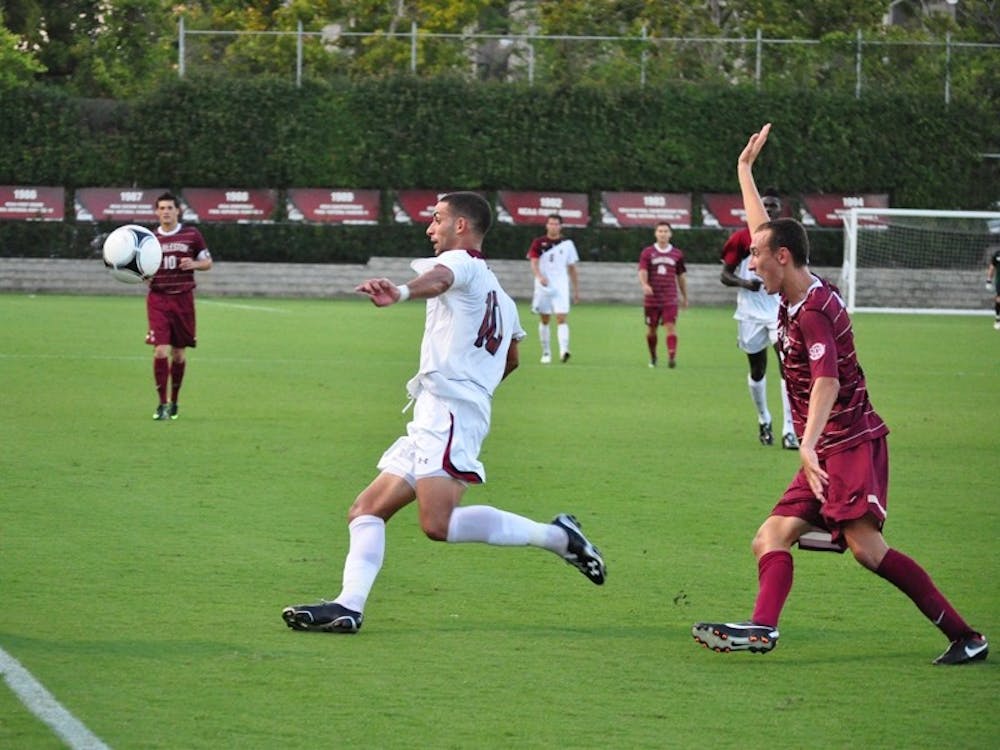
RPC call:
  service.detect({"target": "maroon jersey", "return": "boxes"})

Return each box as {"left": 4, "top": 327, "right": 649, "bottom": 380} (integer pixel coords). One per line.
{"left": 638, "top": 244, "right": 686, "bottom": 305}
{"left": 778, "top": 277, "right": 888, "bottom": 457}
{"left": 719, "top": 226, "right": 751, "bottom": 267}
{"left": 151, "top": 224, "right": 208, "bottom": 295}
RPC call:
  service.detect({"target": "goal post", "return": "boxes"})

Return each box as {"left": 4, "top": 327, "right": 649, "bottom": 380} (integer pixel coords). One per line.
{"left": 841, "top": 207, "right": 1000, "bottom": 314}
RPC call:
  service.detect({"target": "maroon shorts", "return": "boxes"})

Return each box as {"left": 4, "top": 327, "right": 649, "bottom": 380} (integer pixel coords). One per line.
{"left": 644, "top": 303, "right": 678, "bottom": 327}
{"left": 146, "top": 290, "right": 197, "bottom": 348}
{"left": 771, "top": 436, "right": 889, "bottom": 550}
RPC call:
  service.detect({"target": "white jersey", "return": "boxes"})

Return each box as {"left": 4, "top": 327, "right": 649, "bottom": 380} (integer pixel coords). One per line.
{"left": 532, "top": 238, "right": 579, "bottom": 297}
{"left": 733, "top": 254, "right": 780, "bottom": 323}
{"left": 406, "top": 250, "right": 525, "bottom": 410}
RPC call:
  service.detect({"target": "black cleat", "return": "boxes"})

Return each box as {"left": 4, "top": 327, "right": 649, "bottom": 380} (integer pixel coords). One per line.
{"left": 933, "top": 633, "right": 988, "bottom": 665}
{"left": 552, "top": 513, "right": 605, "bottom": 585}
{"left": 758, "top": 422, "right": 774, "bottom": 446}
{"left": 782, "top": 432, "right": 799, "bottom": 450}
{"left": 153, "top": 404, "right": 170, "bottom": 421}
{"left": 692, "top": 621, "right": 779, "bottom": 653}
{"left": 649, "top": 356, "right": 657, "bottom": 368}
{"left": 668, "top": 356, "right": 676, "bottom": 369}
{"left": 561, "top": 352, "right": 571, "bottom": 363}
{"left": 282, "top": 601, "right": 363, "bottom": 633}
{"left": 168, "top": 402, "right": 179, "bottom": 420}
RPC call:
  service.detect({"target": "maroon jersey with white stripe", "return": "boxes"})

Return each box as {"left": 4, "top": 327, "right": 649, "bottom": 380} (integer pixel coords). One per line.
{"left": 778, "top": 277, "right": 888, "bottom": 457}
{"left": 151, "top": 224, "right": 208, "bottom": 294}
{"left": 638, "top": 244, "right": 686, "bottom": 305}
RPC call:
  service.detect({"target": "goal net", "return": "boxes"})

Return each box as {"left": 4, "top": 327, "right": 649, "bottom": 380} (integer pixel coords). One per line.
{"left": 841, "top": 208, "right": 1000, "bottom": 314}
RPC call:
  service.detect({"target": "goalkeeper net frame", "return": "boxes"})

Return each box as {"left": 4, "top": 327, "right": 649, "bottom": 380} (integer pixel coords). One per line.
{"left": 841, "top": 207, "right": 1000, "bottom": 314}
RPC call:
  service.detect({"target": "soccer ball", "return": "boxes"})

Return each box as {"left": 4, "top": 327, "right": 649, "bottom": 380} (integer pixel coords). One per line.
{"left": 102, "top": 224, "right": 163, "bottom": 284}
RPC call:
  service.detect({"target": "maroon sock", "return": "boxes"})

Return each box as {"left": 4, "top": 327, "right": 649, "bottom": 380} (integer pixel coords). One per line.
{"left": 751, "top": 550, "right": 793, "bottom": 628}
{"left": 154, "top": 357, "right": 169, "bottom": 404}
{"left": 875, "top": 548, "right": 973, "bottom": 641}
{"left": 170, "top": 360, "right": 186, "bottom": 403}
{"left": 646, "top": 333, "right": 657, "bottom": 359}
{"left": 667, "top": 334, "right": 677, "bottom": 358}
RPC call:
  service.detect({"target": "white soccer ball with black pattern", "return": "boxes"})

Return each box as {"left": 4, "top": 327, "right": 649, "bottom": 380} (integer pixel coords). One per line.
{"left": 102, "top": 224, "right": 163, "bottom": 284}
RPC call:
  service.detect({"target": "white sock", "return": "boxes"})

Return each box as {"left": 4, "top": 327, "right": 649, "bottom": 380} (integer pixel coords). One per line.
{"left": 334, "top": 514, "right": 385, "bottom": 614}
{"left": 779, "top": 378, "right": 794, "bottom": 435}
{"left": 447, "top": 505, "right": 564, "bottom": 552}
{"left": 538, "top": 322, "right": 551, "bottom": 356}
{"left": 557, "top": 323, "right": 570, "bottom": 355}
{"left": 748, "top": 373, "right": 771, "bottom": 424}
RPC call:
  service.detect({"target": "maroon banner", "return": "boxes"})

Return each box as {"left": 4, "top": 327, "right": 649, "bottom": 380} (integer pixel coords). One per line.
{"left": 600, "top": 192, "right": 691, "bottom": 228}
{"left": 394, "top": 190, "right": 448, "bottom": 224}
{"left": 496, "top": 191, "right": 589, "bottom": 227}
{"left": 75, "top": 188, "right": 167, "bottom": 222}
{"left": 0, "top": 186, "right": 64, "bottom": 221}
{"left": 287, "top": 188, "right": 379, "bottom": 224}
{"left": 392, "top": 190, "right": 490, "bottom": 224}
{"left": 799, "top": 193, "right": 890, "bottom": 227}
{"left": 181, "top": 188, "right": 277, "bottom": 223}
{"left": 701, "top": 193, "right": 791, "bottom": 229}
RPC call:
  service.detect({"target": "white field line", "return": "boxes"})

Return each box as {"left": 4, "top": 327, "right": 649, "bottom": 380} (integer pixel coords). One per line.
{"left": 199, "top": 299, "right": 289, "bottom": 312}
{"left": 0, "top": 645, "right": 111, "bottom": 749}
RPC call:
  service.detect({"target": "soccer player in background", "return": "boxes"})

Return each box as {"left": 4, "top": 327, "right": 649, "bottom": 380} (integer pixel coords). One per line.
{"left": 637, "top": 222, "right": 687, "bottom": 367}
{"left": 148, "top": 192, "right": 211, "bottom": 421}
{"left": 986, "top": 240, "right": 1000, "bottom": 330}
{"left": 720, "top": 188, "right": 797, "bottom": 448}
{"left": 282, "top": 192, "right": 605, "bottom": 634}
{"left": 528, "top": 214, "right": 580, "bottom": 363}
{"left": 692, "top": 124, "right": 988, "bottom": 665}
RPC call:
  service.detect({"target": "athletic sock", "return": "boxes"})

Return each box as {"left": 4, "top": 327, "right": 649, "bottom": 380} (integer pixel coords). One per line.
{"left": 334, "top": 514, "right": 386, "bottom": 614}
{"left": 779, "top": 378, "right": 794, "bottom": 435}
{"left": 646, "top": 332, "right": 657, "bottom": 359}
{"left": 446, "top": 505, "right": 562, "bottom": 551}
{"left": 557, "top": 323, "right": 570, "bottom": 355}
{"left": 666, "top": 334, "right": 677, "bottom": 359}
{"left": 748, "top": 373, "right": 771, "bottom": 425}
{"left": 170, "top": 360, "right": 186, "bottom": 403}
{"left": 751, "top": 550, "right": 793, "bottom": 627}
{"left": 874, "top": 548, "right": 974, "bottom": 641}
{"left": 154, "top": 357, "right": 169, "bottom": 404}
{"left": 538, "top": 322, "right": 551, "bottom": 356}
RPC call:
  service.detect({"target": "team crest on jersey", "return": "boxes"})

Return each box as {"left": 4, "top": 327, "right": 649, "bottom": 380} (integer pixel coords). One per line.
{"left": 808, "top": 342, "right": 826, "bottom": 361}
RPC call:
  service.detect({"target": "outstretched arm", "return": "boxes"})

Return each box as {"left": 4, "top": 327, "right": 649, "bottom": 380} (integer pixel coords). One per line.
{"left": 355, "top": 264, "right": 455, "bottom": 307}
{"left": 738, "top": 123, "right": 772, "bottom": 234}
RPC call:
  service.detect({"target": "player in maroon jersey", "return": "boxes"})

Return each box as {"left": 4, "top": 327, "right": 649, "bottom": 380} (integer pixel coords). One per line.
{"left": 147, "top": 192, "right": 212, "bottom": 421}
{"left": 637, "top": 222, "right": 687, "bottom": 367}
{"left": 692, "top": 124, "right": 988, "bottom": 665}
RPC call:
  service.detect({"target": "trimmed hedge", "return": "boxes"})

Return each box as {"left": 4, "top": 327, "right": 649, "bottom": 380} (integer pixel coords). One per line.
{"left": 0, "top": 75, "right": 995, "bottom": 263}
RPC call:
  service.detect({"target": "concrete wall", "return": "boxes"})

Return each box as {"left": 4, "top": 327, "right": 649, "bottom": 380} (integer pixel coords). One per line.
{"left": 1, "top": 257, "right": 991, "bottom": 311}
{"left": 1, "top": 257, "right": 837, "bottom": 307}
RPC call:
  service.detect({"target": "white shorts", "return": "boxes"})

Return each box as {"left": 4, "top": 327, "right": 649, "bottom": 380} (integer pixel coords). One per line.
{"left": 737, "top": 318, "right": 778, "bottom": 354}
{"left": 531, "top": 282, "right": 569, "bottom": 315}
{"left": 377, "top": 390, "right": 489, "bottom": 486}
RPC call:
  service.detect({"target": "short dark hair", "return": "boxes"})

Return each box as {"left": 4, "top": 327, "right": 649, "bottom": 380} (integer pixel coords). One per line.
{"left": 546, "top": 213, "right": 563, "bottom": 223}
{"left": 761, "top": 218, "right": 810, "bottom": 266}
{"left": 156, "top": 191, "right": 180, "bottom": 209}
{"left": 655, "top": 221, "right": 672, "bottom": 230}
{"left": 441, "top": 191, "right": 492, "bottom": 236}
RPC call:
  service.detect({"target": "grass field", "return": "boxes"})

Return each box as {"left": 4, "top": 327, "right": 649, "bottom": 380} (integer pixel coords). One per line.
{"left": 1, "top": 292, "right": 997, "bottom": 749}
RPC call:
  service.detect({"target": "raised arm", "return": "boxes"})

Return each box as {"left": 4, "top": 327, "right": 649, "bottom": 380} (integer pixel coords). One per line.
{"left": 737, "top": 123, "right": 772, "bottom": 234}
{"left": 355, "top": 264, "right": 455, "bottom": 307}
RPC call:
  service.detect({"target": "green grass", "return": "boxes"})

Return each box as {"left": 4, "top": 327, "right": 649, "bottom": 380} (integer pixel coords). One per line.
{"left": 1, "top": 293, "right": 997, "bottom": 749}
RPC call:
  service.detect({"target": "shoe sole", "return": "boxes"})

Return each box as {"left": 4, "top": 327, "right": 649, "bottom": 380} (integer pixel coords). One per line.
{"left": 281, "top": 607, "right": 361, "bottom": 634}
{"left": 691, "top": 623, "right": 777, "bottom": 653}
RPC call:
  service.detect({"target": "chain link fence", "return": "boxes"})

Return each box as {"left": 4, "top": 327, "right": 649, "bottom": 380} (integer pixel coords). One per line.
{"left": 177, "top": 20, "right": 999, "bottom": 103}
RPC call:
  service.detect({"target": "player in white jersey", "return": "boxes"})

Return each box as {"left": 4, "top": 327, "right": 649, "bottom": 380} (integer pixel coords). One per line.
{"left": 720, "top": 189, "right": 797, "bottom": 449}
{"left": 528, "top": 214, "right": 580, "bottom": 363}
{"left": 283, "top": 192, "right": 606, "bottom": 635}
